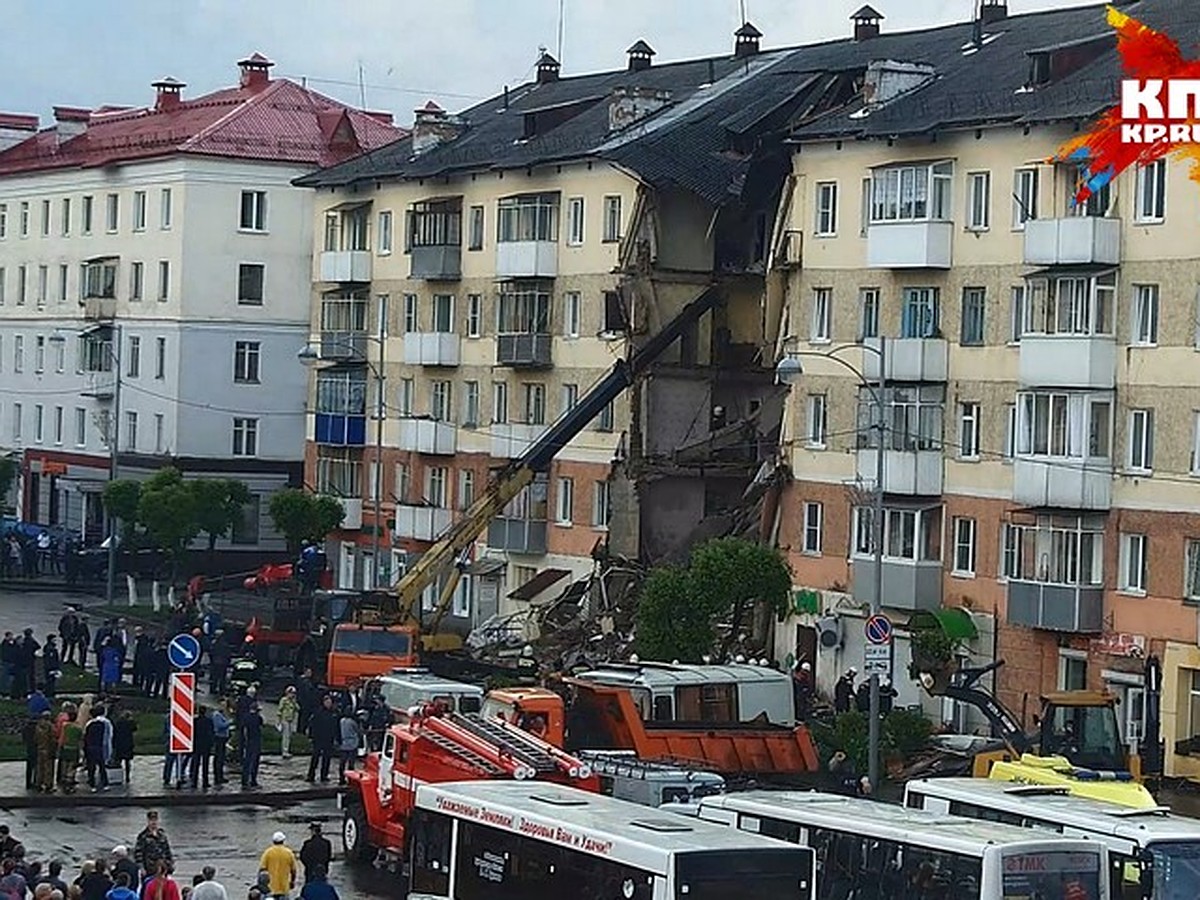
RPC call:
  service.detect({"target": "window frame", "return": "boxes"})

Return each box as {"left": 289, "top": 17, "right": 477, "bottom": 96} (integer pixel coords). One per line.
{"left": 966, "top": 171, "right": 991, "bottom": 231}
{"left": 233, "top": 340, "right": 262, "bottom": 384}
{"left": 810, "top": 287, "right": 832, "bottom": 343}
{"left": 237, "top": 263, "right": 265, "bottom": 306}
{"left": 239, "top": 190, "right": 268, "bottom": 232}
{"left": 870, "top": 160, "right": 953, "bottom": 224}
{"left": 377, "top": 210, "right": 393, "bottom": 255}
{"left": 563, "top": 291, "right": 581, "bottom": 338}
{"left": 556, "top": 476, "right": 574, "bottom": 525}
{"left": 815, "top": 181, "right": 838, "bottom": 236}
{"left": 601, "top": 195, "right": 622, "bottom": 243}
{"left": 1131, "top": 283, "right": 1159, "bottom": 347}
{"left": 232, "top": 417, "right": 259, "bottom": 457}
{"left": 1127, "top": 408, "right": 1154, "bottom": 473}
{"left": 802, "top": 502, "right": 823, "bottom": 555}
{"left": 1013, "top": 167, "right": 1039, "bottom": 230}
{"left": 1134, "top": 158, "right": 1166, "bottom": 224}
{"left": 1119, "top": 532, "right": 1148, "bottom": 595}
{"left": 566, "top": 196, "right": 585, "bottom": 246}
{"left": 591, "top": 480, "right": 611, "bottom": 529}
{"left": 132, "top": 191, "right": 147, "bottom": 232}
{"left": 468, "top": 205, "right": 484, "bottom": 251}
{"left": 806, "top": 393, "right": 828, "bottom": 449}
{"left": 466, "top": 293, "right": 482, "bottom": 338}
{"left": 953, "top": 517, "right": 977, "bottom": 577}
{"left": 959, "top": 401, "right": 981, "bottom": 460}
{"left": 858, "top": 287, "right": 880, "bottom": 341}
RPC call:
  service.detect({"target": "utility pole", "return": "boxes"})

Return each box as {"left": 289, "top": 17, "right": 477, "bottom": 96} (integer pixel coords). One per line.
{"left": 106, "top": 322, "right": 123, "bottom": 607}
{"left": 868, "top": 335, "right": 886, "bottom": 791}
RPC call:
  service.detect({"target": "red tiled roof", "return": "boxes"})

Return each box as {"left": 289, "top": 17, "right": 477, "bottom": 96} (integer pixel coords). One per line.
{"left": 0, "top": 77, "right": 405, "bottom": 176}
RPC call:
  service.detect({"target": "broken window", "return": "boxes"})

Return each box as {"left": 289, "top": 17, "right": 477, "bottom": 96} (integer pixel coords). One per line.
{"left": 602, "top": 289, "right": 627, "bottom": 335}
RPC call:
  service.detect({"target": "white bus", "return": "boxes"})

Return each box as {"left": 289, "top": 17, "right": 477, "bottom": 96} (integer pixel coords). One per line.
{"left": 696, "top": 791, "right": 1109, "bottom": 900}
{"left": 408, "top": 781, "right": 817, "bottom": 900}
{"left": 905, "top": 777, "right": 1200, "bottom": 899}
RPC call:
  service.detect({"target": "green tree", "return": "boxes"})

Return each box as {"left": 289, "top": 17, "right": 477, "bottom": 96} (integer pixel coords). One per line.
{"left": 190, "top": 478, "right": 252, "bottom": 562}
{"left": 634, "top": 566, "right": 715, "bottom": 662}
{"left": 137, "top": 467, "right": 200, "bottom": 581}
{"left": 268, "top": 489, "right": 345, "bottom": 553}
{"left": 688, "top": 538, "right": 792, "bottom": 657}
{"left": 102, "top": 479, "right": 143, "bottom": 543}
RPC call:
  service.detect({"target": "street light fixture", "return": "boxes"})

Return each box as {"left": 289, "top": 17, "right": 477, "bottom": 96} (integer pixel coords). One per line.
{"left": 776, "top": 336, "right": 888, "bottom": 791}
{"left": 299, "top": 334, "right": 387, "bottom": 589}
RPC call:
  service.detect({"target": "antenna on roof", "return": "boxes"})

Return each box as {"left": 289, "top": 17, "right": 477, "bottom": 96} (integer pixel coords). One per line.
{"left": 357, "top": 60, "right": 367, "bottom": 108}
{"left": 557, "top": 0, "right": 566, "bottom": 65}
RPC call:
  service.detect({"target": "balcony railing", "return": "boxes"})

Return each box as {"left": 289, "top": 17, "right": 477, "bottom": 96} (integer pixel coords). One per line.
{"left": 496, "top": 333, "right": 552, "bottom": 368}
{"left": 403, "top": 332, "right": 461, "bottom": 367}
{"left": 1018, "top": 335, "right": 1116, "bottom": 390}
{"left": 410, "top": 245, "right": 462, "bottom": 280}
{"left": 490, "top": 422, "right": 547, "bottom": 459}
{"left": 851, "top": 559, "right": 943, "bottom": 611}
{"left": 866, "top": 221, "right": 953, "bottom": 269}
{"left": 337, "top": 498, "right": 363, "bottom": 530}
{"left": 398, "top": 419, "right": 457, "bottom": 455}
{"left": 1023, "top": 217, "right": 1121, "bottom": 266}
{"left": 81, "top": 370, "right": 116, "bottom": 400}
{"left": 856, "top": 449, "right": 943, "bottom": 496}
{"left": 83, "top": 298, "right": 117, "bottom": 320}
{"left": 863, "top": 337, "right": 948, "bottom": 383}
{"left": 1012, "top": 457, "right": 1112, "bottom": 510}
{"left": 314, "top": 413, "right": 368, "bottom": 446}
{"left": 320, "top": 250, "right": 372, "bottom": 283}
{"left": 393, "top": 504, "right": 453, "bottom": 542}
{"left": 496, "top": 241, "right": 558, "bottom": 278}
{"left": 1006, "top": 581, "right": 1103, "bottom": 633}
{"left": 487, "top": 516, "right": 548, "bottom": 554}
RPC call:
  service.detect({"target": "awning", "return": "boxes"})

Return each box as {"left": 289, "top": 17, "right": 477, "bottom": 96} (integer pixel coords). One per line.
{"left": 1024, "top": 264, "right": 1116, "bottom": 278}
{"left": 507, "top": 567, "right": 570, "bottom": 602}
{"left": 465, "top": 558, "right": 506, "bottom": 577}
{"left": 906, "top": 608, "right": 978, "bottom": 641}
{"left": 325, "top": 200, "right": 371, "bottom": 212}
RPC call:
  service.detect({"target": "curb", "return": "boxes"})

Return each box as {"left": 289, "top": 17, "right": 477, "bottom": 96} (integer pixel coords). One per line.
{"left": 0, "top": 581, "right": 102, "bottom": 595}
{"left": 0, "top": 785, "right": 338, "bottom": 810}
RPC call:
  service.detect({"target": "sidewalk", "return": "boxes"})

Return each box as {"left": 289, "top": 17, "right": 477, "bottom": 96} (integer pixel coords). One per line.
{"left": 0, "top": 753, "right": 340, "bottom": 809}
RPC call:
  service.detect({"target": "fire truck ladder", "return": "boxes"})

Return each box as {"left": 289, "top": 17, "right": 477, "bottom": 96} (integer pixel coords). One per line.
{"left": 420, "top": 727, "right": 508, "bottom": 777}
{"left": 446, "top": 713, "right": 577, "bottom": 777}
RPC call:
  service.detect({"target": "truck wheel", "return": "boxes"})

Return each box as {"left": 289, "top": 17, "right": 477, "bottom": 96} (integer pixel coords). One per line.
{"left": 342, "top": 802, "right": 372, "bottom": 865}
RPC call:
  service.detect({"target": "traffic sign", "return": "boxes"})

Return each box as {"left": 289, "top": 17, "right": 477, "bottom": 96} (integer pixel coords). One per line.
{"left": 168, "top": 632, "right": 201, "bottom": 670}
{"left": 864, "top": 643, "right": 891, "bottom": 677}
{"left": 864, "top": 614, "right": 893, "bottom": 645}
{"left": 169, "top": 672, "right": 195, "bottom": 754}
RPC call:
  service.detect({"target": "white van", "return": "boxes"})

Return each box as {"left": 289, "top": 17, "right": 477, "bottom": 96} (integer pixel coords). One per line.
{"left": 361, "top": 667, "right": 483, "bottom": 718}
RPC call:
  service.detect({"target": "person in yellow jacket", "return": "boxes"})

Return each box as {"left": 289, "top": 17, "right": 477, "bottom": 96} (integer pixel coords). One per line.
{"left": 259, "top": 831, "right": 298, "bottom": 900}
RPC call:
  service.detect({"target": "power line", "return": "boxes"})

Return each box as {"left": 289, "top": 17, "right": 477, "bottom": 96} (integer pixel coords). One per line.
{"left": 275, "top": 72, "right": 488, "bottom": 102}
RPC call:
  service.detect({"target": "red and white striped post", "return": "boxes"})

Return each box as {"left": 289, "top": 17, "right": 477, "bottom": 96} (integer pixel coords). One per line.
{"left": 169, "top": 672, "right": 195, "bottom": 754}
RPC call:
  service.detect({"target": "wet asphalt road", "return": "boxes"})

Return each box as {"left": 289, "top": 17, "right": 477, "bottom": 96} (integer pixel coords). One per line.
{"left": 3, "top": 798, "right": 401, "bottom": 898}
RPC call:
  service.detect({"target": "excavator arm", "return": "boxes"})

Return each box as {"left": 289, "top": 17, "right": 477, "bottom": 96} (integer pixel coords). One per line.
{"left": 933, "top": 662, "right": 1032, "bottom": 756}
{"left": 396, "top": 286, "right": 722, "bottom": 632}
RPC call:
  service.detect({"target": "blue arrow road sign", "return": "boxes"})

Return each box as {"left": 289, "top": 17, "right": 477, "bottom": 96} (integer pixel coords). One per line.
{"left": 864, "top": 614, "right": 893, "bottom": 646}
{"left": 168, "top": 633, "right": 201, "bottom": 670}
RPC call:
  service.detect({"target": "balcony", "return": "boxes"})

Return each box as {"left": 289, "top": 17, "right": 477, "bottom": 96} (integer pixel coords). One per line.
{"left": 83, "top": 298, "right": 116, "bottom": 320}
{"left": 1023, "top": 217, "right": 1121, "bottom": 266}
{"left": 1006, "top": 581, "right": 1103, "bottom": 633}
{"left": 81, "top": 370, "right": 116, "bottom": 400}
{"left": 487, "top": 516, "right": 548, "bottom": 554}
{"left": 398, "top": 419, "right": 457, "bottom": 455}
{"left": 410, "top": 245, "right": 462, "bottom": 281}
{"left": 393, "top": 504, "right": 453, "bottom": 542}
{"left": 866, "top": 222, "right": 953, "bottom": 269}
{"left": 1019, "top": 335, "right": 1116, "bottom": 389}
{"left": 314, "top": 413, "right": 367, "bottom": 446}
{"left": 490, "top": 422, "right": 546, "bottom": 459}
{"left": 496, "top": 241, "right": 558, "bottom": 278}
{"left": 497, "top": 333, "right": 552, "bottom": 368}
{"left": 863, "top": 338, "right": 948, "bottom": 383}
{"left": 320, "top": 330, "right": 369, "bottom": 362}
{"left": 852, "top": 559, "right": 942, "bottom": 611}
{"left": 338, "top": 498, "right": 364, "bottom": 531}
{"left": 856, "top": 449, "right": 943, "bottom": 496}
{"left": 1013, "top": 458, "right": 1112, "bottom": 510}
{"left": 320, "top": 250, "right": 372, "bottom": 283}
{"left": 403, "top": 332, "right": 460, "bottom": 367}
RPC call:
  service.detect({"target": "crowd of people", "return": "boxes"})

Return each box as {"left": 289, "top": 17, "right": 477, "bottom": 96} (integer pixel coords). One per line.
{"left": 1, "top": 531, "right": 79, "bottom": 582}
{"left": 0, "top": 814, "right": 342, "bottom": 900}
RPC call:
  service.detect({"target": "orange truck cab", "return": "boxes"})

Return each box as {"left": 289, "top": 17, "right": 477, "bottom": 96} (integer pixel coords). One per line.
{"left": 480, "top": 687, "right": 566, "bottom": 745}
{"left": 326, "top": 623, "right": 420, "bottom": 689}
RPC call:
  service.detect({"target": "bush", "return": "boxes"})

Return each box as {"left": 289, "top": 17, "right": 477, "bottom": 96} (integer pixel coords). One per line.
{"left": 811, "top": 708, "right": 934, "bottom": 777}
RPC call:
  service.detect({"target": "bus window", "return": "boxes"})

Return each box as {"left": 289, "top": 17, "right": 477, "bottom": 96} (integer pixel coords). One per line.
{"left": 675, "top": 848, "right": 814, "bottom": 900}
{"left": 1148, "top": 841, "right": 1200, "bottom": 900}
{"left": 652, "top": 695, "right": 674, "bottom": 721}
{"left": 409, "top": 809, "right": 453, "bottom": 896}
{"left": 460, "top": 695, "right": 482, "bottom": 714}
{"left": 1000, "top": 850, "right": 1101, "bottom": 900}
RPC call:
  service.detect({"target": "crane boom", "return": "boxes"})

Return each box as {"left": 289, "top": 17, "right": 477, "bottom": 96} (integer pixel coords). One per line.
{"left": 395, "top": 286, "right": 722, "bottom": 628}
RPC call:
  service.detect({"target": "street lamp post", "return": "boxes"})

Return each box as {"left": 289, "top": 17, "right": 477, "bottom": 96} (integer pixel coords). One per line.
{"left": 777, "top": 336, "right": 887, "bottom": 790}
{"left": 299, "top": 334, "right": 386, "bottom": 588}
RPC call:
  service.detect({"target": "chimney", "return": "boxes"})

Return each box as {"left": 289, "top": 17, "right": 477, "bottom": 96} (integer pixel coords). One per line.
{"left": 237, "top": 53, "right": 275, "bottom": 91}
{"left": 411, "top": 100, "right": 465, "bottom": 155}
{"left": 536, "top": 51, "right": 561, "bottom": 84}
{"left": 151, "top": 77, "right": 186, "bottom": 113}
{"left": 0, "top": 113, "right": 38, "bottom": 151}
{"left": 734, "top": 22, "right": 763, "bottom": 58}
{"left": 52, "top": 106, "right": 90, "bottom": 144}
{"left": 626, "top": 40, "right": 656, "bottom": 72}
{"left": 980, "top": 0, "right": 1008, "bottom": 25}
{"left": 851, "top": 4, "right": 884, "bottom": 42}
{"left": 608, "top": 86, "right": 672, "bottom": 133}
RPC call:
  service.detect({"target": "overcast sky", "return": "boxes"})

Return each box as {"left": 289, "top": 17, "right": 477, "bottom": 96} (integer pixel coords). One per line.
{"left": 4, "top": 0, "right": 1104, "bottom": 124}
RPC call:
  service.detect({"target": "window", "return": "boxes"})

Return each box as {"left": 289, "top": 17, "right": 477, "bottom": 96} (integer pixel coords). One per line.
{"left": 155, "top": 337, "right": 166, "bottom": 379}
{"left": 160, "top": 188, "right": 172, "bottom": 229}
{"left": 157, "top": 260, "right": 170, "bottom": 301}
{"left": 366, "top": 461, "right": 380, "bottom": 503}
{"left": 1131, "top": 284, "right": 1159, "bottom": 346}
{"left": 807, "top": 394, "right": 828, "bottom": 448}
{"left": 566, "top": 197, "right": 585, "bottom": 245}
{"left": 132, "top": 191, "right": 147, "bottom": 231}
{"left": 1017, "top": 392, "right": 1111, "bottom": 459}
{"left": 1187, "top": 540, "right": 1200, "bottom": 602}
{"left": 468, "top": 205, "right": 484, "bottom": 250}
{"left": 239, "top": 190, "right": 267, "bottom": 231}
{"left": 403, "top": 294, "right": 418, "bottom": 333}
{"left": 853, "top": 506, "right": 943, "bottom": 563}
{"left": 432, "top": 294, "right": 454, "bottom": 333}
{"left": 59, "top": 197, "right": 70, "bottom": 236}
{"left": 563, "top": 291, "right": 581, "bottom": 337}
{"left": 408, "top": 200, "right": 460, "bottom": 250}
{"left": 458, "top": 469, "right": 475, "bottom": 510}
{"left": 802, "top": 502, "right": 823, "bottom": 554}
{"left": 561, "top": 383, "right": 578, "bottom": 413}
{"left": 1003, "top": 517, "right": 1104, "bottom": 587}
{"left": 1060, "top": 652, "right": 1088, "bottom": 692}
{"left": 154, "top": 413, "right": 164, "bottom": 453}
{"left": 54, "top": 337, "right": 64, "bottom": 373}
{"left": 13, "top": 335, "right": 23, "bottom": 373}
{"left": 1013, "top": 167, "right": 1039, "bottom": 228}
{"left": 858, "top": 288, "right": 879, "bottom": 341}
{"left": 237, "top": 263, "right": 264, "bottom": 306}
{"left": 0, "top": 203, "right": 5, "bottom": 238}
{"left": 15, "top": 265, "right": 25, "bottom": 306}
{"left": 126, "top": 336, "right": 140, "bottom": 377}
{"left": 1022, "top": 273, "right": 1115, "bottom": 336}
{"left": 556, "top": 477, "right": 574, "bottom": 525}
{"left": 234, "top": 341, "right": 261, "bottom": 384}
{"left": 1120, "top": 533, "right": 1148, "bottom": 594}
{"left": 961, "top": 287, "right": 986, "bottom": 346}
{"left": 1193, "top": 412, "right": 1200, "bottom": 475}
{"left": 462, "top": 381, "right": 480, "bottom": 428}
{"left": 523, "top": 383, "right": 546, "bottom": 425}
{"left": 129, "top": 262, "right": 143, "bottom": 301}
{"left": 50, "top": 406, "right": 62, "bottom": 446}
{"left": 105, "top": 193, "right": 118, "bottom": 232}
{"left": 74, "top": 408, "right": 86, "bottom": 447}
{"left": 81, "top": 195, "right": 93, "bottom": 234}
{"left": 81, "top": 259, "right": 115, "bottom": 300}
{"left": 871, "top": 161, "right": 953, "bottom": 222}
{"left": 466, "top": 294, "right": 482, "bottom": 337}
{"left": 34, "top": 405, "right": 43, "bottom": 443}
{"left": 426, "top": 467, "right": 448, "bottom": 508}
{"left": 902, "top": 287, "right": 940, "bottom": 338}
{"left": 0, "top": 266, "right": 5, "bottom": 305}
{"left": 858, "top": 384, "right": 945, "bottom": 453}
{"left": 1009, "top": 285, "right": 1026, "bottom": 343}
{"left": 232, "top": 417, "right": 258, "bottom": 456}
{"left": 394, "top": 377, "right": 411, "bottom": 416}
{"left": 810, "top": 288, "right": 831, "bottom": 342}
{"left": 496, "top": 281, "right": 552, "bottom": 334}
{"left": 40, "top": 199, "right": 50, "bottom": 236}
{"left": 19, "top": 201, "right": 29, "bottom": 236}
{"left": 592, "top": 480, "right": 611, "bottom": 528}
{"left": 34, "top": 335, "right": 44, "bottom": 373}
{"left": 959, "top": 402, "right": 980, "bottom": 459}
{"left": 125, "top": 410, "right": 138, "bottom": 451}
{"left": 377, "top": 210, "right": 393, "bottom": 254}
{"left": 430, "top": 381, "right": 453, "bottom": 422}
{"left": 815, "top": 182, "right": 838, "bottom": 236}
{"left": 36, "top": 265, "right": 47, "bottom": 307}
{"left": 602, "top": 195, "right": 622, "bottom": 242}
{"left": 393, "top": 463, "right": 410, "bottom": 504}
{"left": 497, "top": 193, "right": 558, "bottom": 242}
{"left": 492, "top": 381, "right": 508, "bottom": 424}
{"left": 953, "top": 517, "right": 977, "bottom": 576}
{"left": 966, "top": 171, "right": 991, "bottom": 230}
{"left": 1134, "top": 159, "right": 1166, "bottom": 223}
{"left": 10, "top": 403, "right": 20, "bottom": 442}
{"left": 376, "top": 293, "right": 389, "bottom": 340}
{"left": 1128, "top": 408, "right": 1154, "bottom": 472}
{"left": 596, "top": 400, "right": 614, "bottom": 432}
{"left": 1004, "top": 402, "right": 1017, "bottom": 461}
